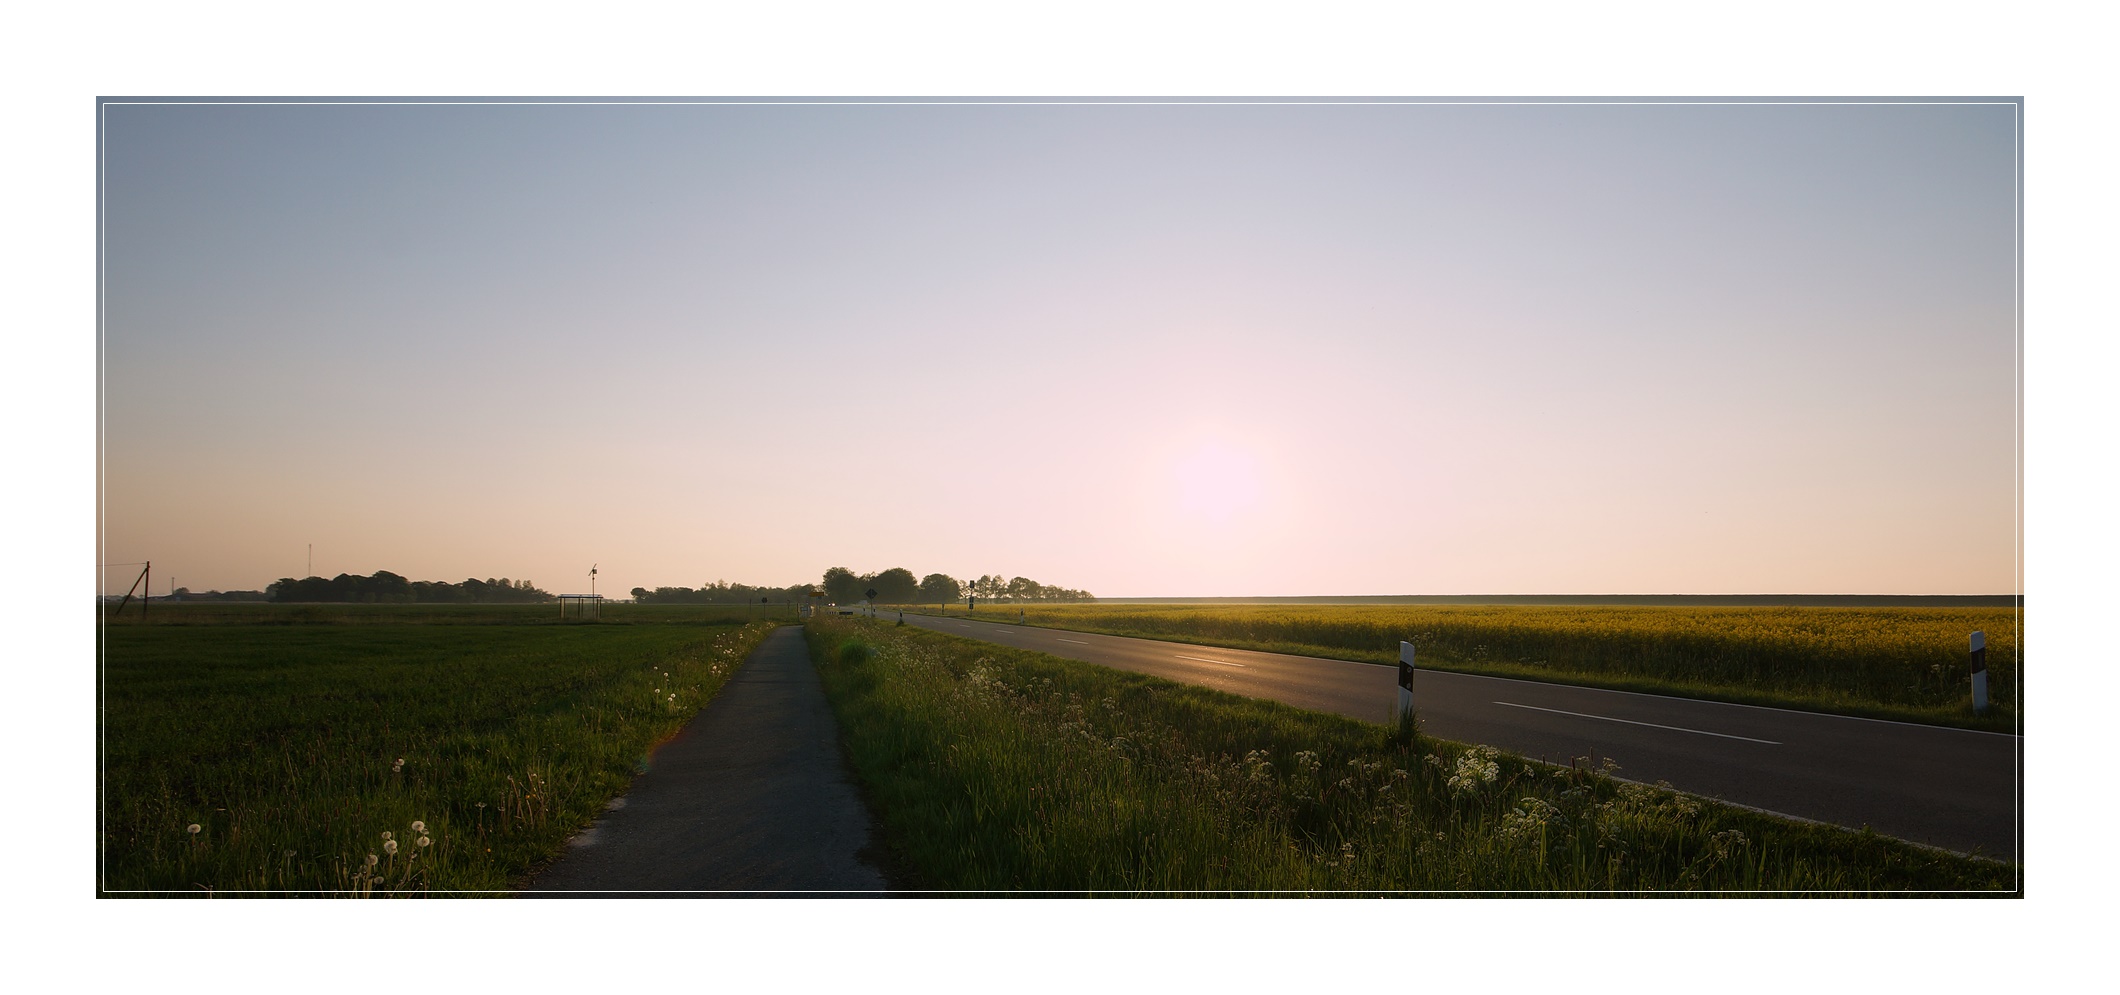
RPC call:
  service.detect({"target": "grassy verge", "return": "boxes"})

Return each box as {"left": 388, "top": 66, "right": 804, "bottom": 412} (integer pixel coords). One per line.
{"left": 808, "top": 615, "right": 2014, "bottom": 894}
{"left": 100, "top": 614, "right": 784, "bottom": 895}
{"left": 902, "top": 603, "right": 2018, "bottom": 731}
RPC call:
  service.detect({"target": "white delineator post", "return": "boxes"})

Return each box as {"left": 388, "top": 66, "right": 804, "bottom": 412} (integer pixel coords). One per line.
{"left": 1397, "top": 640, "right": 1416, "bottom": 723}
{"left": 1970, "top": 631, "right": 1989, "bottom": 714}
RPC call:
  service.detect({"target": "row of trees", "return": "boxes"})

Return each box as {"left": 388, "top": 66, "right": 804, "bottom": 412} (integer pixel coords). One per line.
{"left": 629, "top": 581, "right": 821, "bottom": 605}
{"left": 818, "top": 567, "right": 1092, "bottom": 605}
{"left": 260, "top": 568, "right": 1089, "bottom": 606}
{"left": 167, "top": 588, "right": 271, "bottom": 602}
{"left": 267, "top": 572, "right": 553, "bottom": 604}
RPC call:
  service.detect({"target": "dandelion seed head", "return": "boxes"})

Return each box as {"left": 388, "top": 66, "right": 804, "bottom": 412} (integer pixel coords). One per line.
{"left": 366, "top": 853, "right": 379, "bottom": 866}
{"left": 186, "top": 823, "right": 201, "bottom": 835}
{"left": 417, "top": 836, "right": 431, "bottom": 848}
{"left": 411, "top": 821, "right": 426, "bottom": 833}
{"left": 384, "top": 839, "right": 399, "bottom": 856}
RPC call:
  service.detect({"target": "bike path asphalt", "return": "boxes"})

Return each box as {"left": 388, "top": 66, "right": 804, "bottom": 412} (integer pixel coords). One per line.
{"left": 524, "top": 625, "right": 889, "bottom": 896}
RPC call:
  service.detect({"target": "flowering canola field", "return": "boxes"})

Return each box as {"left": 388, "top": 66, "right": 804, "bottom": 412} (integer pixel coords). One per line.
{"left": 924, "top": 603, "right": 2018, "bottom": 728}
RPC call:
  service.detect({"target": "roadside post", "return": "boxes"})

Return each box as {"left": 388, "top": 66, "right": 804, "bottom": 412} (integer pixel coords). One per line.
{"left": 866, "top": 588, "right": 877, "bottom": 618}
{"left": 1396, "top": 640, "right": 1416, "bottom": 724}
{"left": 1970, "top": 631, "right": 1989, "bottom": 714}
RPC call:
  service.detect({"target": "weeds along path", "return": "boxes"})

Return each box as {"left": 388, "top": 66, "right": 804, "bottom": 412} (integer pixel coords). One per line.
{"left": 525, "top": 626, "right": 888, "bottom": 895}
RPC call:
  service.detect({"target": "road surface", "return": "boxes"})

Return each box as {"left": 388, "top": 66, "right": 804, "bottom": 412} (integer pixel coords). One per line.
{"left": 895, "top": 612, "right": 2021, "bottom": 860}
{"left": 525, "top": 626, "right": 888, "bottom": 895}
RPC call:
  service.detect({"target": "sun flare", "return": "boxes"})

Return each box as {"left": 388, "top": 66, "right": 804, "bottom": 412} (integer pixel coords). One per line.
{"left": 1171, "top": 441, "right": 1264, "bottom": 524}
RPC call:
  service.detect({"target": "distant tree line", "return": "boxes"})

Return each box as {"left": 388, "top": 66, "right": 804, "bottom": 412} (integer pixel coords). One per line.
{"left": 818, "top": 567, "right": 1091, "bottom": 605}
{"left": 166, "top": 588, "right": 272, "bottom": 602}
{"left": 629, "top": 581, "right": 821, "bottom": 605}
{"left": 267, "top": 572, "right": 553, "bottom": 604}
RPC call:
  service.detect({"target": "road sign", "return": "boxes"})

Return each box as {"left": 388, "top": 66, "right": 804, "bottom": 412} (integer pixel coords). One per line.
{"left": 1396, "top": 641, "right": 1416, "bottom": 723}
{"left": 1970, "top": 631, "right": 1988, "bottom": 714}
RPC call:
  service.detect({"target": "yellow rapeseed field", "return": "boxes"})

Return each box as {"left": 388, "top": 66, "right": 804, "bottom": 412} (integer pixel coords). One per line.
{"left": 928, "top": 603, "right": 2018, "bottom": 728}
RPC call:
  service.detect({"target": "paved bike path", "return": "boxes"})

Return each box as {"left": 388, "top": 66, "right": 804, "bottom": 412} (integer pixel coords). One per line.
{"left": 524, "top": 625, "right": 888, "bottom": 895}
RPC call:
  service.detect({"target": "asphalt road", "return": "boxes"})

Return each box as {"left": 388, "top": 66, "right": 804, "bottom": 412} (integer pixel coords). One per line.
{"left": 893, "top": 611, "right": 2021, "bottom": 860}
{"left": 524, "top": 626, "right": 888, "bottom": 895}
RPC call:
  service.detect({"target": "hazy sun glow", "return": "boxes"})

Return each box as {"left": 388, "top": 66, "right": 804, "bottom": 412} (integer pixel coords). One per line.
{"left": 1171, "top": 441, "right": 1264, "bottom": 524}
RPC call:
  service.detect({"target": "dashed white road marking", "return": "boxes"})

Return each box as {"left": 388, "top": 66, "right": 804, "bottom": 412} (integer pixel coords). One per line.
{"left": 1057, "top": 638, "right": 1090, "bottom": 645}
{"left": 1174, "top": 654, "right": 1246, "bottom": 668}
{"left": 1492, "top": 701, "right": 1782, "bottom": 745}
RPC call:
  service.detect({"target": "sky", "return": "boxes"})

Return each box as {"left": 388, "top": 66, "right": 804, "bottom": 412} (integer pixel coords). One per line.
{"left": 99, "top": 99, "right": 2019, "bottom": 597}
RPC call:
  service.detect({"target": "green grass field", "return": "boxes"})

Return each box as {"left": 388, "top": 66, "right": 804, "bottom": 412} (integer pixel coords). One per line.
{"left": 808, "top": 615, "right": 2014, "bottom": 894}
{"left": 910, "top": 602, "right": 2018, "bottom": 729}
{"left": 99, "top": 605, "right": 787, "bottom": 895}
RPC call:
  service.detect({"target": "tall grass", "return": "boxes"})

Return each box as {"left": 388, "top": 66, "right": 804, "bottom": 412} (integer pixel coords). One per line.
{"left": 917, "top": 603, "right": 2018, "bottom": 729}
{"left": 100, "top": 617, "right": 783, "bottom": 895}
{"left": 808, "top": 616, "right": 2014, "bottom": 894}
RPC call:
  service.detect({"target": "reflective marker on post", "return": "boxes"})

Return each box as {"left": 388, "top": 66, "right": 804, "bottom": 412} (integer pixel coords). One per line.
{"left": 1970, "top": 631, "right": 1989, "bottom": 714}
{"left": 1397, "top": 640, "right": 1416, "bottom": 723}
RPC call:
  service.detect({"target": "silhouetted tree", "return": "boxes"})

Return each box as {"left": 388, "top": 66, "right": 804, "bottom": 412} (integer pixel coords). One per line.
{"left": 918, "top": 573, "right": 962, "bottom": 604}
{"left": 822, "top": 567, "right": 864, "bottom": 604}
{"left": 872, "top": 568, "right": 919, "bottom": 603}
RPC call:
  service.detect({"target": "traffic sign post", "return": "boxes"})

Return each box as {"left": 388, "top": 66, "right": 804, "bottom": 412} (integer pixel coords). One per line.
{"left": 1970, "top": 631, "right": 1989, "bottom": 714}
{"left": 866, "top": 588, "right": 877, "bottom": 617}
{"left": 1396, "top": 640, "right": 1416, "bottom": 724}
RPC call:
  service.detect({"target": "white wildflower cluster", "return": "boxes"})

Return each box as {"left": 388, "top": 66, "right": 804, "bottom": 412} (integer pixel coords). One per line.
{"left": 1445, "top": 747, "right": 1501, "bottom": 794}
{"left": 1243, "top": 750, "right": 1275, "bottom": 785}
{"left": 1293, "top": 751, "right": 1323, "bottom": 776}
{"left": 1498, "top": 796, "right": 1560, "bottom": 844}
{"left": 1706, "top": 829, "right": 1748, "bottom": 862}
